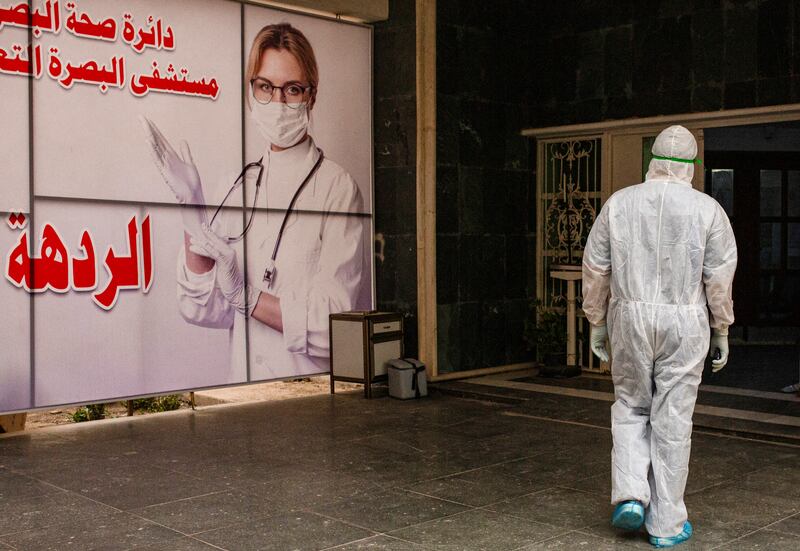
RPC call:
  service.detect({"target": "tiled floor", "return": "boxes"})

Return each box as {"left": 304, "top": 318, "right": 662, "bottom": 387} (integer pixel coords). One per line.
{"left": 1, "top": 388, "right": 799, "bottom": 550}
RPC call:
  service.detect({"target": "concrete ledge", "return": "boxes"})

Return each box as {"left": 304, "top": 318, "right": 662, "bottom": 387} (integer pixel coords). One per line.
{"left": 0, "top": 413, "right": 27, "bottom": 433}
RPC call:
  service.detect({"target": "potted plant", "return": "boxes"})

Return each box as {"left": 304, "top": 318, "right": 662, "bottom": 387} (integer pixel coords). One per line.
{"left": 524, "top": 299, "right": 567, "bottom": 367}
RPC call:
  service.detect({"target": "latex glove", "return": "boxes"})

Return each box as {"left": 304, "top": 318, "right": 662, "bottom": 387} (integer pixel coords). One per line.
{"left": 188, "top": 224, "right": 261, "bottom": 316}
{"left": 710, "top": 329, "right": 729, "bottom": 372}
{"left": 590, "top": 324, "right": 609, "bottom": 362}
{"left": 140, "top": 115, "right": 207, "bottom": 237}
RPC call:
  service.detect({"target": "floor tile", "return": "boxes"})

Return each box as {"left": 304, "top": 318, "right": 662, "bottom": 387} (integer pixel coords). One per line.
{"left": 685, "top": 483, "right": 800, "bottom": 527}
{"left": 357, "top": 429, "right": 479, "bottom": 456}
{"left": 716, "top": 528, "right": 800, "bottom": 550}
{"left": 325, "top": 534, "right": 432, "bottom": 550}
{"left": 684, "top": 455, "right": 756, "bottom": 494}
{"left": 196, "top": 510, "right": 374, "bottom": 551}
{"left": 737, "top": 464, "right": 800, "bottom": 499}
{"left": 431, "top": 440, "right": 542, "bottom": 471}
{"left": 0, "top": 511, "right": 183, "bottom": 551}
{"left": 27, "top": 459, "right": 225, "bottom": 510}
{"left": 323, "top": 447, "right": 479, "bottom": 489}
{"left": 129, "top": 535, "right": 227, "bottom": 550}
{"left": 236, "top": 467, "right": 386, "bottom": 510}
{"left": 443, "top": 416, "right": 535, "bottom": 440}
{"left": 403, "top": 466, "right": 544, "bottom": 507}
{"left": 132, "top": 489, "right": 282, "bottom": 535}
{"left": 515, "top": 397, "right": 612, "bottom": 427}
{"left": 185, "top": 453, "right": 308, "bottom": 479}
{"left": 770, "top": 513, "right": 800, "bottom": 537}
{"left": 486, "top": 487, "right": 610, "bottom": 530}
{"left": 468, "top": 430, "right": 562, "bottom": 460}
{"left": 0, "top": 444, "right": 91, "bottom": 474}
{"left": 560, "top": 471, "right": 610, "bottom": 497}
{"left": 0, "top": 468, "right": 62, "bottom": 500}
{"left": 485, "top": 451, "right": 610, "bottom": 488}
{"left": 394, "top": 401, "right": 509, "bottom": 429}
{"left": 518, "top": 530, "right": 643, "bottom": 550}
{"left": 0, "top": 490, "right": 118, "bottom": 537}
{"left": 691, "top": 436, "right": 799, "bottom": 472}
{"left": 388, "top": 509, "right": 563, "bottom": 551}
{"left": 311, "top": 488, "right": 468, "bottom": 533}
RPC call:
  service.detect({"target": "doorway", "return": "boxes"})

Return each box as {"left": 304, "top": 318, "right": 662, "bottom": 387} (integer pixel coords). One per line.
{"left": 703, "top": 121, "right": 800, "bottom": 394}
{"left": 521, "top": 111, "right": 800, "bottom": 437}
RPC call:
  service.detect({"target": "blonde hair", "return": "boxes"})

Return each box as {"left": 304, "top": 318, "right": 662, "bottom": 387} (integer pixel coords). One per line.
{"left": 245, "top": 23, "right": 319, "bottom": 109}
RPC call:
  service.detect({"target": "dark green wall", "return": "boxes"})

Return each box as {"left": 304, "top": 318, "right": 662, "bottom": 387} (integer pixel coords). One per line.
{"left": 531, "top": 0, "right": 800, "bottom": 127}
{"left": 373, "top": 0, "right": 800, "bottom": 370}
{"left": 374, "top": 0, "right": 418, "bottom": 357}
{"left": 432, "top": 0, "right": 800, "bottom": 372}
{"left": 435, "top": 1, "right": 537, "bottom": 373}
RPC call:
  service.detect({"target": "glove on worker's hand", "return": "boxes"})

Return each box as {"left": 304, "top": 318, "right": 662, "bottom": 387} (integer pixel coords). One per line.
{"left": 189, "top": 224, "right": 261, "bottom": 316}
{"left": 590, "top": 324, "right": 609, "bottom": 363}
{"left": 140, "top": 115, "right": 207, "bottom": 238}
{"left": 710, "top": 329, "right": 729, "bottom": 372}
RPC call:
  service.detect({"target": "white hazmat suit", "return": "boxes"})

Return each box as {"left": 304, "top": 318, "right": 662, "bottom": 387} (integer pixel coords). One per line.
{"left": 582, "top": 125, "right": 737, "bottom": 538}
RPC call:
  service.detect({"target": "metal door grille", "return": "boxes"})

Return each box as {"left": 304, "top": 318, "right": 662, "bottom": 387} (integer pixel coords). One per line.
{"left": 537, "top": 137, "right": 602, "bottom": 309}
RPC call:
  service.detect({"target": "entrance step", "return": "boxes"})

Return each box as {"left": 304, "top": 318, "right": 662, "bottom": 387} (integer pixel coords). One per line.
{"left": 433, "top": 373, "right": 800, "bottom": 445}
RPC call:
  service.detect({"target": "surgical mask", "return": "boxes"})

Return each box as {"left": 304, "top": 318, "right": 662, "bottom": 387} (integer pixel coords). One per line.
{"left": 250, "top": 101, "right": 309, "bottom": 148}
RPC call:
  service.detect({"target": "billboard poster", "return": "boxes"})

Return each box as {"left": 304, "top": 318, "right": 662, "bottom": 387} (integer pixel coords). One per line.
{"left": 0, "top": 0, "right": 374, "bottom": 413}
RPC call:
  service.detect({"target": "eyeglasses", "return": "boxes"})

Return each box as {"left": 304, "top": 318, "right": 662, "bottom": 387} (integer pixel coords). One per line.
{"left": 209, "top": 160, "right": 264, "bottom": 243}
{"left": 250, "top": 77, "right": 313, "bottom": 109}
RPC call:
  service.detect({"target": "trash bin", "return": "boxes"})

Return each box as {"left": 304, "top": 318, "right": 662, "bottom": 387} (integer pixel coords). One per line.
{"left": 387, "top": 359, "right": 427, "bottom": 399}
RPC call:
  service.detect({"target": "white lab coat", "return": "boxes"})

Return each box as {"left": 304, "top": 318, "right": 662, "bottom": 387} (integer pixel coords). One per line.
{"left": 176, "top": 136, "right": 365, "bottom": 380}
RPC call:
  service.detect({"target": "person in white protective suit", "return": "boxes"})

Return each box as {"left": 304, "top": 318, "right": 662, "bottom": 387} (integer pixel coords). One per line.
{"left": 142, "top": 23, "right": 365, "bottom": 379}
{"left": 582, "top": 125, "right": 737, "bottom": 548}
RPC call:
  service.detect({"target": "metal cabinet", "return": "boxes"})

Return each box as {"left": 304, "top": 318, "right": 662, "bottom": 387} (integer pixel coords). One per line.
{"left": 329, "top": 311, "right": 404, "bottom": 398}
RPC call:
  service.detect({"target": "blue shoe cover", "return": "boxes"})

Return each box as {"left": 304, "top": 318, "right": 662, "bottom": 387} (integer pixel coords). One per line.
{"left": 611, "top": 500, "right": 645, "bottom": 531}
{"left": 649, "top": 521, "right": 693, "bottom": 548}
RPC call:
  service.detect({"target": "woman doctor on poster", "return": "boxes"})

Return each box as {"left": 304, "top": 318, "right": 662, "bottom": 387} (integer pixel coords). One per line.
{"left": 142, "top": 23, "right": 365, "bottom": 377}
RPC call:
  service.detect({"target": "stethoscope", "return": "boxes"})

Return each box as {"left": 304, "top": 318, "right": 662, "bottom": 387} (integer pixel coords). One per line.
{"left": 209, "top": 147, "right": 325, "bottom": 287}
